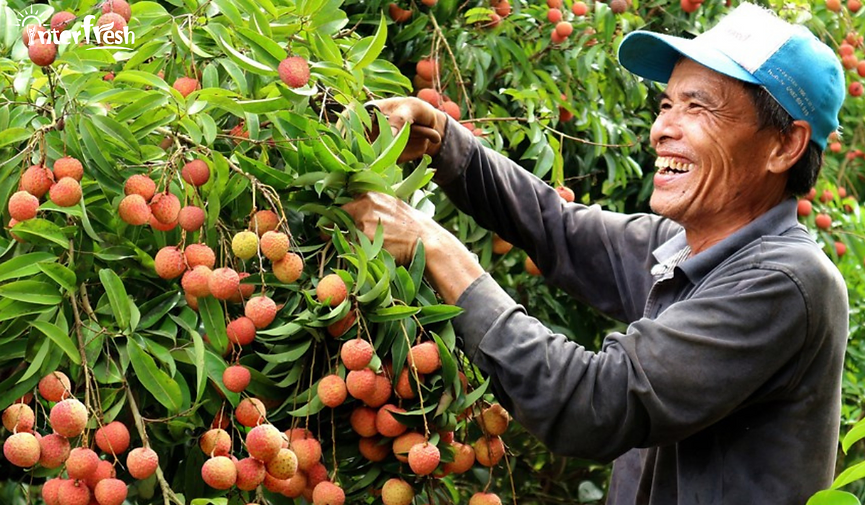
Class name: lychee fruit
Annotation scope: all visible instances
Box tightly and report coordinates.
[38,433,71,468]
[408,341,441,374]
[96,13,127,38]
[393,431,425,463]
[245,295,277,328]
[365,374,392,408]
[230,271,256,303]
[285,427,314,444]
[199,428,231,457]
[415,58,438,82]
[48,177,82,207]
[94,421,131,455]
[246,424,283,462]
[556,185,575,202]
[21,165,54,198]
[289,437,322,471]
[50,11,77,33]
[375,404,408,438]
[8,191,39,221]
[346,368,377,401]
[49,398,88,437]
[473,436,505,467]
[395,367,420,399]
[29,40,58,66]
[94,478,127,505]
[42,478,65,505]
[283,471,308,498]
[382,478,414,505]
[278,56,311,88]
[317,374,347,407]
[127,447,159,479]
[388,3,412,22]
[266,447,299,479]
[443,441,475,474]
[182,265,212,298]
[479,403,509,436]
[66,447,100,479]
[184,243,216,269]
[222,364,251,392]
[22,24,46,47]
[235,397,266,427]
[53,156,84,181]
[3,403,35,432]
[340,339,373,370]
[173,77,200,98]
[408,442,440,475]
[226,316,256,346]
[316,274,347,306]
[492,234,513,254]
[260,231,290,261]
[249,209,279,235]
[350,406,379,437]
[39,370,72,402]
[150,212,176,231]
[102,0,132,21]
[154,246,186,279]
[150,192,181,224]
[470,492,503,505]
[85,458,117,490]
[273,252,303,283]
[234,456,267,490]
[327,309,356,337]
[178,205,205,231]
[118,194,151,225]
[2,432,40,467]
[123,174,156,201]
[232,230,259,260]
[202,455,237,489]
[312,481,345,505]
[58,479,90,505]
[358,436,390,462]
[181,159,210,187]
[206,267,238,300]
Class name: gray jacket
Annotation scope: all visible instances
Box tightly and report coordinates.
[431,118,848,504]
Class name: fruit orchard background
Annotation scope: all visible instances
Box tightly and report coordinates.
[1,0,865,503]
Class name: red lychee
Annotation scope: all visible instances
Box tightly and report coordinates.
[415,58,438,81]
[260,231,290,261]
[38,433,71,468]
[178,205,205,231]
[66,447,100,480]
[96,13,127,38]
[95,421,131,455]
[556,185,575,202]
[289,437,322,471]
[42,478,65,505]
[3,402,35,432]
[49,398,88,437]
[39,371,72,401]
[102,0,132,21]
[127,447,159,479]
[443,441,475,474]
[208,267,239,300]
[226,316,256,346]
[85,459,117,490]
[199,428,231,457]
[222,364,251,393]
[408,341,441,374]
[479,403,509,436]
[470,492,503,505]
[184,243,216,269]
[274,252,304,283]
[316,274,347,306]
[181,159,210,186]
[312,481,345,505]
[375,404,408,438]
[8,191,39,221]
[473,436,505,466]
[49,177,82,207]
[249,209,279,235]
[247,424,283,462]
[202,455,237,489]
[118,194,151,225]
[58,479,90,505]
[53,156,84,181]
[266,447,299,479]
[283,471,308,498]
[395,367,420,399]
[327,309,356,337]
[358,436,390,462]
[151,215,177,232]
[150,192,181,224]
[346,368,377,401]
[230,271,256,303]
[2,432,40,467]
[50,11,76,33]
[340,339,373,370]
[317,374,347,408]
[365,374,393,408]
[21,165,55,198]
[154,246,186,279]
[22,24,46,47]
[173,77,200,98]
[94,478,127,505]
[393,431,425,463]
[29,40,58,66]
[123,174,156,201]
[408,442,440,475]
[235,457,266,490]
[388,3,412,22]
[245,295,277,328]
[382,478,414,505]
[182,265,212,298]
[236,397,266,427]
[278,56,311,88]
[350,406,378,437]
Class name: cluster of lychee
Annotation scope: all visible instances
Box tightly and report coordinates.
[413,58,489,138]
[119,158,209,231]
[23,0,133,67]
[7,158,84,235]
[1,371,159,505]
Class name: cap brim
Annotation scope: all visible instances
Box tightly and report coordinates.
[618,31,761,86]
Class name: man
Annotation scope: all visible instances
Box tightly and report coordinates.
[344,3,848,503]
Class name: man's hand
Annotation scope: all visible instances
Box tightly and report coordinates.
[365,97,449,163]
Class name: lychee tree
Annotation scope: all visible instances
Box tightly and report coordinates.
[1,0,865,504]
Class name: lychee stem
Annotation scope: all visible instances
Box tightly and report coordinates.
[126,387,183,505]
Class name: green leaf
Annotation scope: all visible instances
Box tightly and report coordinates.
[367,305,420,323]
[0,369,41,412]
[31,320,81,365]
[127,338,183,413]
[205,24,277,74]
[235,27,287,67]
[462,377,491,407]
[0,127,30,149]
[393,160,434,200]
[90,115,141,156]
[368,122,410,173]
[843,417,865,454]
[346,15,387,72]
[99,269,131,331]
[113,70,171,94]
[256,340,312,363]
[19,338,51,384]
[38,263,77,293]
[11,219,69,248]
[199,297,228,356]
[417,304,463,325]
[0,280,62,305]
[808,490,861,505]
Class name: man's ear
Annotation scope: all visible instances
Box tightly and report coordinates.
[767,120,811,174]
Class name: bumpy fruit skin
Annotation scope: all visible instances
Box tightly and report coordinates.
[408,442,440,475]
[49,177,82,207]
[8,191,39,221]
[199,428,231,457]
[150,192,181,224]
[278,56,311,88]
[249,209,279,235]
[266,448,299,479]
[382,478,414,505]
[97,12,127,36]
[290,438,322,471]
[443,441,475,474]
[39,371,72,401]
[358,436,390,462]
[94,478,128,505]
[395,367,420,399]
[3,432,40,467]
[327,309,356,337]
[151,214,177,232]
[85,459,116,490]
[469,492,503,505]
[346,368,376,400]
[95,421,131,455]
[184,243,216,269]
[53,156,84,181]
[415,58,438,81]
[260,231,290,260]
[473,436,505,467]
[235,397,266,427]
[282,471,308,498]
[42,478,64,505]
[50,11,76,33]
[21,165,55,198]
[127,447,159,479]
[479,403,509,436]
[317,374,347,407]
[178,205,205,231]
[182,265,212,298]
[316,274,348,306]
[154,246,186,279]
[393,431,425,463]
[209,267,240,300]
[247,424,283,462]
[118,194,151,225]
[58,479,90,505]
[181,159,210,186]
[124,174,156,201]
[229,271,255,303]
[312,481,345,505]
[366,374,392,408]
[29,40,58,66]
[66,447,100,479]
[202,455,237,490]
[235,457,266,490]
[173,77,200,98]
[22,24,46,47]
[102,0,132,21]
[222,365,251,393]
[232,230,259,260]
[245,295,277,328]
[339,338,375,370]
[273,252,303,283]
[375,404,408,438]
[350,407,378,437]
[408,341,441,374]
[38,433,71,468]
[50,398,88,437]
[226,316,256,346]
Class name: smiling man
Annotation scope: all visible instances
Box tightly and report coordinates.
[344,3,848,503]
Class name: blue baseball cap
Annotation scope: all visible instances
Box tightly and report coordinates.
[617,2,844,149]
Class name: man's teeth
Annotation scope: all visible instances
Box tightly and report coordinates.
[655,157,695,173]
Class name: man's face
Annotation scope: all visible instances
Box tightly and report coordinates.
[649,59,787,237]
